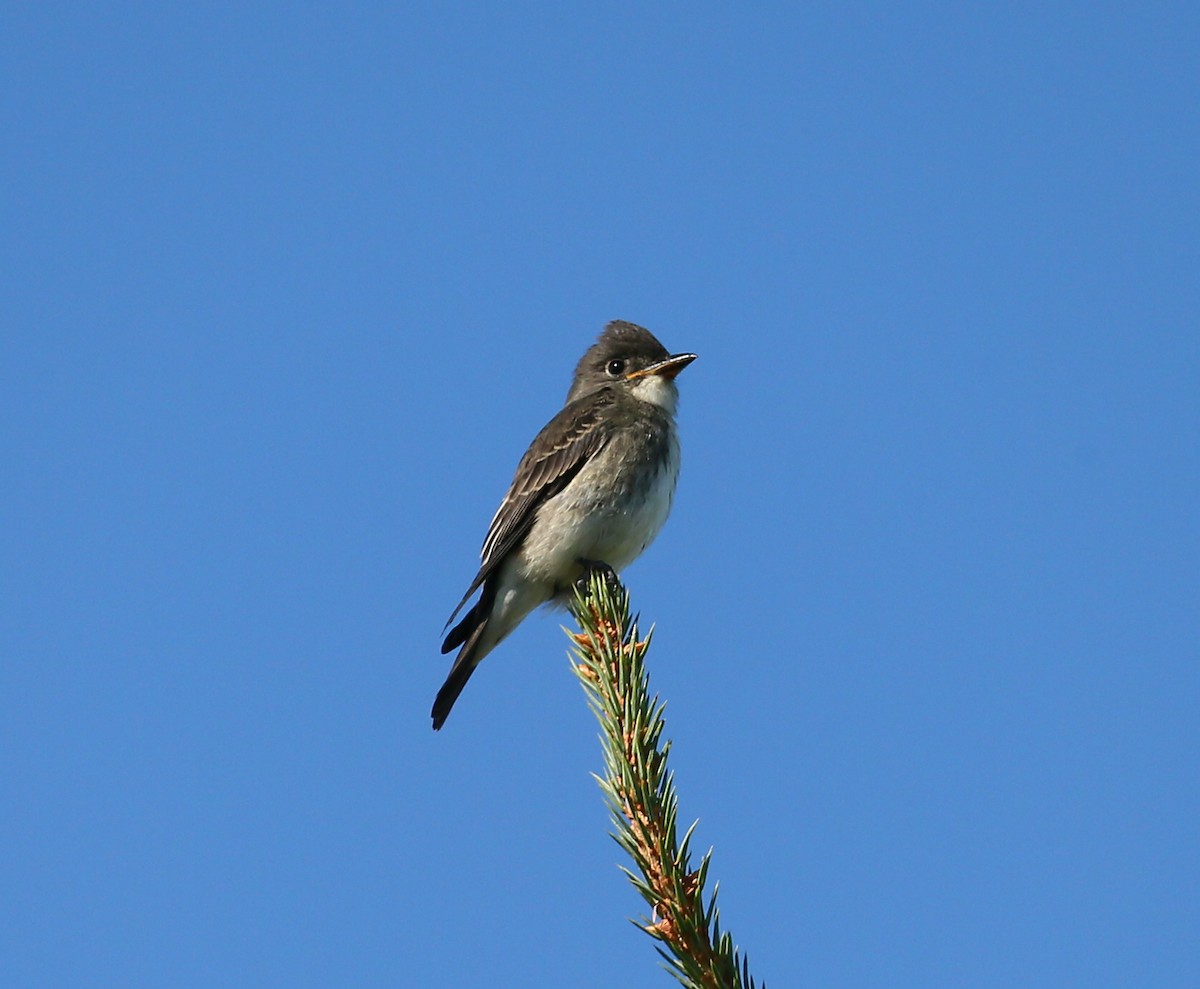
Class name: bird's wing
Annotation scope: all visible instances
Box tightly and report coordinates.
[443,389,617,631]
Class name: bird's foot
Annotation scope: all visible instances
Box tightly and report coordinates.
[574,558,620,597]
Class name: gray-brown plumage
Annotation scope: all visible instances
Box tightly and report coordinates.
[433,321,696,730]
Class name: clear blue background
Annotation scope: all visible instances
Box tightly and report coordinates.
[3,4,1197,987]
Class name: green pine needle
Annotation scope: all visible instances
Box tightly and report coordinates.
[566,569,764,989]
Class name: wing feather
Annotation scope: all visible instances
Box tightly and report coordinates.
[442,389,616,630]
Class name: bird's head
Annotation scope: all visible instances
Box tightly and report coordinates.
[567,321,697,410]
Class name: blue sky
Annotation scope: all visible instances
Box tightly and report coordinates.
[2,3,1197,987]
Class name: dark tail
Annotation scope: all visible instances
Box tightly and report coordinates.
[432,599,489,730]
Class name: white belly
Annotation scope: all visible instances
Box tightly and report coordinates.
[517,432,681,591]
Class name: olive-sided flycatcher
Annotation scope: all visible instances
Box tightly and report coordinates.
[432,320,696,729]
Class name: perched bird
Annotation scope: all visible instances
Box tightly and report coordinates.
[433,320,697,729]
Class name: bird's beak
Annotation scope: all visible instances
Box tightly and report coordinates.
[626,352,698,382]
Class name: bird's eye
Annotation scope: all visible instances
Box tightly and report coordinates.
[606,358,626,377]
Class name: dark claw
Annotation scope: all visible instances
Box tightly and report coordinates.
[575,558,620,596]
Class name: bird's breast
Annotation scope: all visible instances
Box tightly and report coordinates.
[518,424,681,586]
